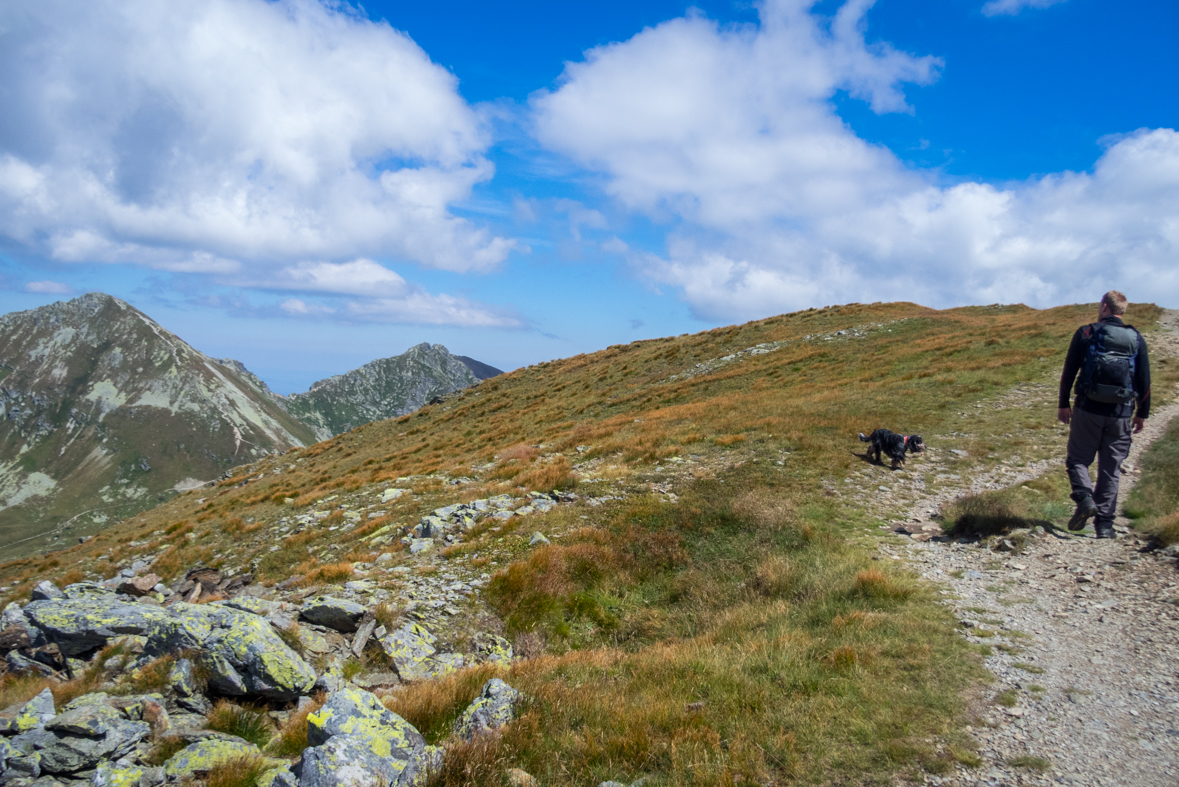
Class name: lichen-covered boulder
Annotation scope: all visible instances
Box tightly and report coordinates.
[0,735,41,780]
[453,679,521,740]
[162,738,260,778]
[471,633,513,664]
[377,623,437,682]
[300,597,366,633]
[257,764,298,787]
[168,658,198,698]
[92,759,165,787]
[23,597,170,656]
[0,688,56,734]
[306,687,426,754]
[38,701,150,775]
[300,733,424,787]
[144,603,315,701]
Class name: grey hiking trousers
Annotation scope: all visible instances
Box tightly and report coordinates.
[1065,407,1133,528]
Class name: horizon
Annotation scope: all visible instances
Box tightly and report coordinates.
[1,0,1176,393]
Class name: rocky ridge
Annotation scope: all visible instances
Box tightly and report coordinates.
[279,343,502,441]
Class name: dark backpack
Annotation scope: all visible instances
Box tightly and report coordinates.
[1075,322,1139,404]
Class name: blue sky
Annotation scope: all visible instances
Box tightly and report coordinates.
[1,0,1177,393]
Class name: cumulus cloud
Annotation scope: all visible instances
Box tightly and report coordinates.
[0,0,515,279]
[533,0,1179,319]
[981,0,1069,17]
[269,259,524,327]
[25,280,72,294]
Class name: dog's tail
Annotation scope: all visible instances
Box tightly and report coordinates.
[858,432,869,442]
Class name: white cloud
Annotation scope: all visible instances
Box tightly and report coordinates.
[0,0,514,275]
[269,259,524,327]
[533,0,1179,319]
[982,0,1068,17]
[25,280,72,294]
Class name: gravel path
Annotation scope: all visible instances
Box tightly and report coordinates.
[891,309,1179,787]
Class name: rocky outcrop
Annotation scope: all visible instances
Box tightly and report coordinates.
[143,603,316,701]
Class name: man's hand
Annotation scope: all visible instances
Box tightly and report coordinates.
[1058,407,1072,425]
[1133,416,1145,434]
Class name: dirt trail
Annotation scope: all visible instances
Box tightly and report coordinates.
[888,310,1179,786]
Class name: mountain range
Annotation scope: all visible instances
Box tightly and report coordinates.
[0,293,500,560]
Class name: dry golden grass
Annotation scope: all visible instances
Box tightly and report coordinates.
[266,691,326,758]
[383,663,502,744]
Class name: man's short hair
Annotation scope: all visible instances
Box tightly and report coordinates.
[1102,291,1128,315]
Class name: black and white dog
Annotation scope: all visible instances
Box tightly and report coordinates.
[858,429,924,469]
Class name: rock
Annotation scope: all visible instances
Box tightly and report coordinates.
[380,488,406,503]
[39,702,150,775]
[300,597,366,634]
[256,764,298,787]
[350,615,377,659]
[350,672,400,690]
[61,583,116,601]
[598,782,627,787]
[168,659,199,698]
[377,623,437,682]
[7,649,56,677]
[23,597,170,656]
[162,738,260,778]
[92,759,165,786]
[375,553,395,566]
[507,768,539,787]
[470,633,513,664]
[116,575,160,598]
[143,604,316,701]
[528,532,550,547]
[409,538,433,555]
[453,679,521,740]
[302,686,435,787]
[0,735,42,780]
[0,625,33,652]
[31,582,64,602]
[0,688,56,735]
[184,567,223,595]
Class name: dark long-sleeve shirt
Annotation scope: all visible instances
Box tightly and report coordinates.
[1058,315,1151,419]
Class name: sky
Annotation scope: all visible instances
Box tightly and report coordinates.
[1,0,1177,393]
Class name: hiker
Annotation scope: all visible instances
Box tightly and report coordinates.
[1057,290,1151,538]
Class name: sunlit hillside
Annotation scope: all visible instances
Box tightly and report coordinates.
[2,300,1173,784]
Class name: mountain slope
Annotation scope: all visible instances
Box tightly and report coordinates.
[279,342,501,439]
[0,293,317,559]
[4,301,1174,785]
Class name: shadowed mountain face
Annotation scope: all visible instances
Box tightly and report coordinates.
[0,293,318,560]
[280,343,503,440]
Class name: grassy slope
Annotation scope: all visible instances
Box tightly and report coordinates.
[2,300,1172,785]
[1125,415,1179,545]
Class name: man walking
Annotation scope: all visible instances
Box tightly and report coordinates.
[1058,291,1151,538]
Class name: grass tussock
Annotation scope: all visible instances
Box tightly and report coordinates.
[942,479,1070,537]
[142,735,189,766]
[428,731,519,787]
[266,692,325,758]
[204,755,275,787]
[206,700,274,748]
[297,562,354,587]
[384,663,502,744]
[1125,413,1179,544]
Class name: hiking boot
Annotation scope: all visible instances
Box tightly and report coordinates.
[1068,497,1097,531]
[1095,525,1116,539]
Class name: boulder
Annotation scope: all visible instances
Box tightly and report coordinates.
[23,597,170,656]
[168,659,199,698]
[0,688,56,735]
[38,701,150,775]
[528,532,550,546]
[0,625,33,652]
[302,687,435,787]
[62,583,116,601]
[470,633,513,664]
[143,604,316,701]
[257,764,298,787]
[6,649,56,677]
[300,597,366,634]
[453,679,521,740]
[162,738,260,779]
[0,735,41,780]
[116,575,161,598]
[376,623,436,682]
[31,581,64,602]
[92,759,166,786]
